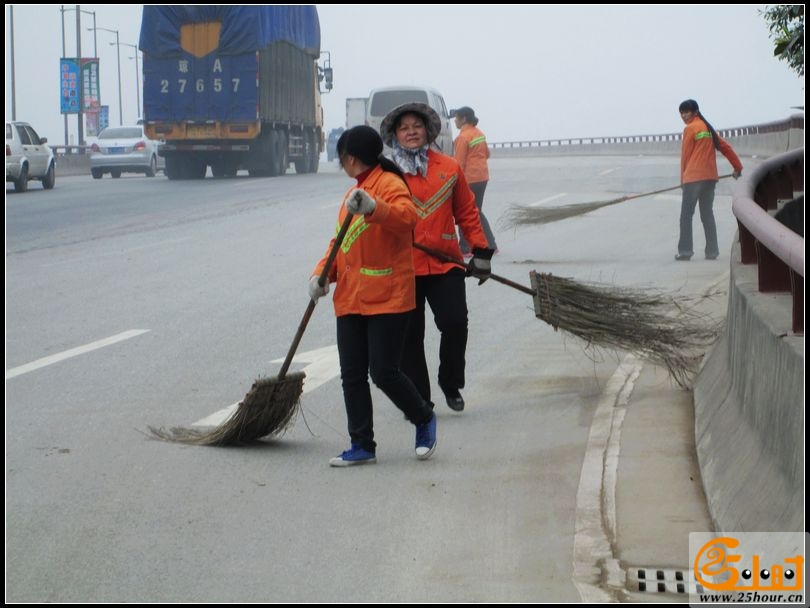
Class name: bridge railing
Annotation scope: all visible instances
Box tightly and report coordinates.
[732,147,805,333]
[488,115,804,151]
[52,145,90,156]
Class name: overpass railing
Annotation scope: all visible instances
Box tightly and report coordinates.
[489,114,804,150]
[732,147,804,333]
[52,145,90,156]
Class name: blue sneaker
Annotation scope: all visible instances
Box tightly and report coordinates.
[329,444,376,467]
[415,413,437,460]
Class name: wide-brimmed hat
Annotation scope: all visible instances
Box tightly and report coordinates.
[379,102,442,146]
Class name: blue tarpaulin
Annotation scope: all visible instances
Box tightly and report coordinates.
[139,5,320,57]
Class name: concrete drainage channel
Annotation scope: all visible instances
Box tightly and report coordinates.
[625,566,704,597]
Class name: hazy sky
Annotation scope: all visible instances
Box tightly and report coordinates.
[5,4,804,146]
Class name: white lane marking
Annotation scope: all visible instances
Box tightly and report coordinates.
[5,329,150,379]
[598,167,621,176]
[41,237,193,268]
[572,353,642,603]
[192,344,340,427]
[529,192,567,208]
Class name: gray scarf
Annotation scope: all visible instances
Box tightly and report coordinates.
[391,141,430,176]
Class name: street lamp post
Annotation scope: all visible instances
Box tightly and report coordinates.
[90,26,122,125]
[120,43,141,119]
[61,5,96,146]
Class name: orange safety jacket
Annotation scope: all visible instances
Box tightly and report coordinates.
[681,116,743,184]
[403,149,488,276]
[454,124,490,184]
[312,165,418,317]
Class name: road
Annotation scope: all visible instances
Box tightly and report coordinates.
[6,156,738,602]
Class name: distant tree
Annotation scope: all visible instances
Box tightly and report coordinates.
[762,5,804,77]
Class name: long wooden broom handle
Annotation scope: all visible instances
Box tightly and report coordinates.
[616,173,734,204]
[412,242,537,296]
[278,212,355,379]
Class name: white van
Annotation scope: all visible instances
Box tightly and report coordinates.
[366,85,454,155]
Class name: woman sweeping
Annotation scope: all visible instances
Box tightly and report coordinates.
[675,99,743,261]
[309,125,437,466]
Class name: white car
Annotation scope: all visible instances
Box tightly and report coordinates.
[6,121,56,192]
[89,125,165,178]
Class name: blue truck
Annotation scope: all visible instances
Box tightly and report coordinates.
[139,6,327,179]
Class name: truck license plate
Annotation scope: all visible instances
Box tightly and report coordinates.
[187,124,216,138]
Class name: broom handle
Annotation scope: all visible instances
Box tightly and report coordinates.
[616,173,734,204]
[278,212,355,379]
[412,242,537,296]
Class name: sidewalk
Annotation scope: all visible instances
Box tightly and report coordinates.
[614,361,714,602]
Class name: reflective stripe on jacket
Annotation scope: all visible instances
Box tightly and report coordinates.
[312,165,417,317]
[454,124,490,183]
[680,117,743,184]
[404,150,488,276]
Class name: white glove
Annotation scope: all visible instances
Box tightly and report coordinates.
[309,275,329,302]
[346,189,377,215]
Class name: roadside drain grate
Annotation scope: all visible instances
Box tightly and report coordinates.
[629,567,704,595]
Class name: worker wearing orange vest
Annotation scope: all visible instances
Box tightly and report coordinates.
[381,102,493,414]
[676,99,743,261]
[452,106,498,254]
[310,125,436,466]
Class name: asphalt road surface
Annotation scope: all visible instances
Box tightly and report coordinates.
[6,156,738,602]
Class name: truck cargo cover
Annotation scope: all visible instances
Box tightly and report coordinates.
[139,5,320,57]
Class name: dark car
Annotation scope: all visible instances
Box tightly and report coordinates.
[327,127,344,162]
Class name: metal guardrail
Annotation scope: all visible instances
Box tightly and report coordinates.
[489,115,804,150]
[732,147,804,333]
[52,145,90,156]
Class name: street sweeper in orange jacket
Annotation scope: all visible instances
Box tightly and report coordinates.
[309,125,437,467]
[380,102,494,414]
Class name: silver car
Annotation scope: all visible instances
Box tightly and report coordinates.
[6,121,56,192]
[89,125,165,178]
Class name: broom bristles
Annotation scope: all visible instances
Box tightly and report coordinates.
[147,371,306,446]
[530,271,721,388]
[500,197,626,229]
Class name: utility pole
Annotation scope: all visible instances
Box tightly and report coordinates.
[9,6,15,120]
[61,5,68,145]
[61,6,95,146]
[93,26,122,125]
[76,5,83,146]
[121,42,140,119]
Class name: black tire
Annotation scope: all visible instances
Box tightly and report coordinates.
[91,168,104,179]
[14,164,28,193]
[42,163,56,189]
[190,160,207,179]
[165,157,180,180]
[146,156,156,177]
[275,131,288,176]
[111,169,122,178]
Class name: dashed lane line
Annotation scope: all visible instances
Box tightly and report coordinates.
[6,329,150,379]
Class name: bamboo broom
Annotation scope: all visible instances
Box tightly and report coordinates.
[500,174,734,228]
[148,212,356,445]
[413,243,721,388]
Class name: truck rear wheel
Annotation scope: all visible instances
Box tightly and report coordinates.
[274,131,288,176]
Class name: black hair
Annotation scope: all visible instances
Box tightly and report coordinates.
[679,99,721,151]
[455,106,479,127]
[336,125,406,180]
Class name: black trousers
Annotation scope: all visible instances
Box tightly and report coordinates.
[401,269,468,404]
[337,312,432,452]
